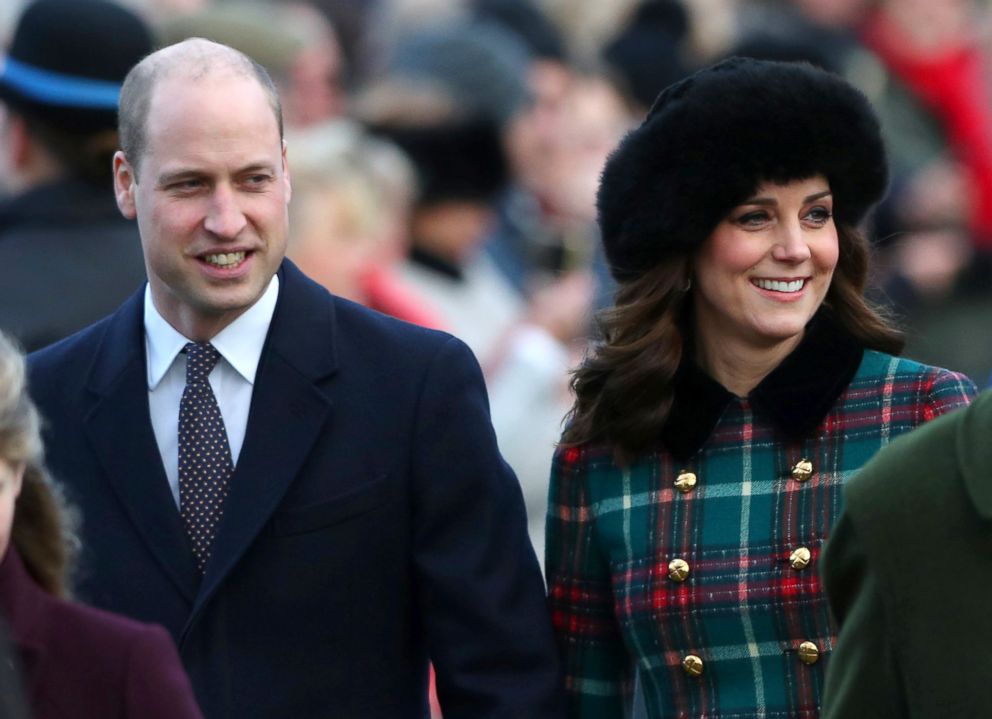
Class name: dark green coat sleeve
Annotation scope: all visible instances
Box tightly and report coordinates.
[821,511,909,719]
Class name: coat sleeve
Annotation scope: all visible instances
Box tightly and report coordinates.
[123,623,203,719]
[545,444,633,718]
[820,511,909,719]
[410,336,565,718]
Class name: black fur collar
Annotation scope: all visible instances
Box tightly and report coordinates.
[661,313,864,461]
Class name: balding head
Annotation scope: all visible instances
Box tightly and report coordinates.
[118,38,284,176]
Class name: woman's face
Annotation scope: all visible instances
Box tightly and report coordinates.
[0,457,23,560]
[693,175,838,354]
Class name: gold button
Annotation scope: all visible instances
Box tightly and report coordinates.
[682,654,704,676]
[668,558,690,582]
[791,459,814,482]
[798,641,819,665]
[674,470,697,493]
[789,547,812,570]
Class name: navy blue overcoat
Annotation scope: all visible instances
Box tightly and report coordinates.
[27,260,563,718]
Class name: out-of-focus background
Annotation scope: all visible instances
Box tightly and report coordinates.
[5,0,992,600]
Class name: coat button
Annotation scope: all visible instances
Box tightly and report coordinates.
[674,470,697,493]
[789,547,812,570]
[682,654,704,676]
[791,459,814,482]
[668,558,690,582]
[798,641,820,665]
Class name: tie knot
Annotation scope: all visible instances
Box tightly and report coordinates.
[184,342,220,385]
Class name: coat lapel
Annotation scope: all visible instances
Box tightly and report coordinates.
[187,262,337,626]
[82,290,199,602]
[957,389,992,520]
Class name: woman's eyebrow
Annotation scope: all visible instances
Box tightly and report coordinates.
[740,189,833,206]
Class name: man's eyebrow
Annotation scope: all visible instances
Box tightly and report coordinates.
[156,162,277,186]
[237,162,278,175]
[157,169,203,186]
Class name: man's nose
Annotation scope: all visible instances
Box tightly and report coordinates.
[204,185,248,239]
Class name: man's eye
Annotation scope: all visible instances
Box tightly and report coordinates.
[244,174,272,187]
[170,179,203,191]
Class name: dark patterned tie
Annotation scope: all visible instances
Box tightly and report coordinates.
[178,342,233,573]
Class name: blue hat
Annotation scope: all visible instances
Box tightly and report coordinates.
[0,0,152,133]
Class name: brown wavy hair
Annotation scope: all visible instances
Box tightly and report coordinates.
[0,332,76,597]
[563,223,903,463]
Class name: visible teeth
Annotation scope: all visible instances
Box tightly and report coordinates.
[754,278,804,293]
[204,251,245,267]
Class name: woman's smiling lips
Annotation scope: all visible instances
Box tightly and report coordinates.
[752,277,806,292]
[750,277,810,300]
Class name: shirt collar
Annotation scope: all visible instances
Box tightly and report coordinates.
[143,274,280,390]
[661,311,864,461]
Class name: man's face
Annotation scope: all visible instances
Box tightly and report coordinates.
[114,71,290,339]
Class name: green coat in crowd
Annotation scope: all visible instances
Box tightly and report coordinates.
[823,388,992,718]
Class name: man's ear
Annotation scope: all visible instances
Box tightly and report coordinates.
[113,150,138,219]
[282,139,291,204]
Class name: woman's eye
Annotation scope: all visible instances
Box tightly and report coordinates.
[736,210,770,227]
[804,207,833,225]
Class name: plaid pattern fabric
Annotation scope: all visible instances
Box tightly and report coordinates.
[547,351,976,718]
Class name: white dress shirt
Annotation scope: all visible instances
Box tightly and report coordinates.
[144,276,279,507]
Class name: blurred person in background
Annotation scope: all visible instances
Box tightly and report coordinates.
[158,0,347,129]
[471,0,581,293]
[601,0,692,117]
[362,22,595,562]
[546,58,975,718]
[858,0,992,384]
[0,0,151,352]
[0,331,202,719]
[286,119,444,327]
[475,0,629,313]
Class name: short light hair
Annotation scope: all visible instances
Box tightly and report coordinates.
[0,331,76,597]
[118,37,284,176]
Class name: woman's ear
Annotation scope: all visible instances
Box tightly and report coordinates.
[11,462,25,499]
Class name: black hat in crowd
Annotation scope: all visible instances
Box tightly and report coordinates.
[603,0,690,111]
[371,116,508,207]
[597,56,888,281]
[0,0,152,134]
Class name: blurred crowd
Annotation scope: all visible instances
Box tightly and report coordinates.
[5,0,992,572]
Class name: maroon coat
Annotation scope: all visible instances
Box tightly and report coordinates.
[0,548,202,719]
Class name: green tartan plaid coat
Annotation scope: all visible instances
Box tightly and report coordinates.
[546,319,976,719]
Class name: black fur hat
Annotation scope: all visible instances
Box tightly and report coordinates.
[597,56,888,280]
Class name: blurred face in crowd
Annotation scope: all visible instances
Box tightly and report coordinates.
[289,182,380,303]
[0,457,24,560]
[0,103,24,196]
[504,59,572,197]
[114,69,291,341]
[693,175,838,359]
[286,29,346,127]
